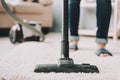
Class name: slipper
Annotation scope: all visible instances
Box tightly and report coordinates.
[69,44,78,51]
[96,48,112,56]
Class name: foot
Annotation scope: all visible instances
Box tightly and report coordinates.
[97,43,112,57]
[69,40,78,51]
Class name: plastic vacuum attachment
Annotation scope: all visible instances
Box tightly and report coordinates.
[34,0,99,73]
[34,59,99,73]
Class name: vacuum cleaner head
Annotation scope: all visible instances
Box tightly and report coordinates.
[34,64,99,73]
[34,58,99,73]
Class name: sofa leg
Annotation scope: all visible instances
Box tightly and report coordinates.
[41,27,51,35]
[0,28,10,37]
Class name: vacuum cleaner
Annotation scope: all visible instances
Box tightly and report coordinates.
[1,0,99,73]
[0,0,45,44]
[9,21,42,44]
[34,0,99,73]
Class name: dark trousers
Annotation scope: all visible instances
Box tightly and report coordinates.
[69,0,112,42]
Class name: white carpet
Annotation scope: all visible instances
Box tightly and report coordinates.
[0,33,120,80]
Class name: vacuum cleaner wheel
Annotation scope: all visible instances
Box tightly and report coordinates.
[9,28,17,44]
[9,28,23,44]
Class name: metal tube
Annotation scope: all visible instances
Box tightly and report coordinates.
[61,0,69,58]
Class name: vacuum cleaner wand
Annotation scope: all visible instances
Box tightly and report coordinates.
[61,0,69,58]
[34,0,99,73]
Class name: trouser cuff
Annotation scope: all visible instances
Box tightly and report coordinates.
[70,36,79,41]
[96,38,108,44]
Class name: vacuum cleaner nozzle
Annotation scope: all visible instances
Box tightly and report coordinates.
[34,63,99,73]
[34,58,99,73]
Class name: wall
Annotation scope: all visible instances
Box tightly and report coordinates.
[52,0,62,32]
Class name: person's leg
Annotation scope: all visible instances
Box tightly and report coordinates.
[96,0,112,57]
[69,0,81,51]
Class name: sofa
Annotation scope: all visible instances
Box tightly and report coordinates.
[0,0,53,35]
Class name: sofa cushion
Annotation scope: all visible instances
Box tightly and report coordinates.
[14,2,44,14]
[23,0,39,3]
[40,0,52,6]
[0,3,13,13]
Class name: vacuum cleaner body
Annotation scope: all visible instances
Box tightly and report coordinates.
[9,21,42,44]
